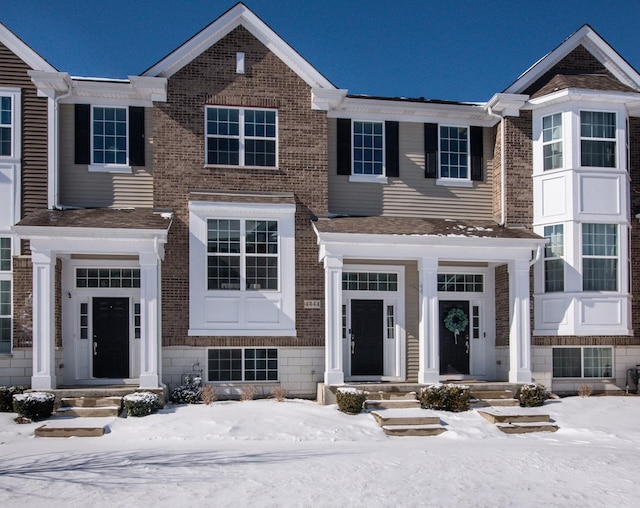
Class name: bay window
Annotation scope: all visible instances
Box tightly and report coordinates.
[580,111,616,168]
[542,113,562,170]
[544,224,564,292]
[582,223,617,291]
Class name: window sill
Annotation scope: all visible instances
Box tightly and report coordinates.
[204,164,279,170]
[348,174,388,184]
[436,179,473,188]
[88,164,132,174]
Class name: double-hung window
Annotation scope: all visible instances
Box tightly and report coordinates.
[580,111,616,167]
[92,106,128,166]
[544,224,564,292]
[207,219,278,291]
[353,121,384,176]
[0,237,11,354]
[206,107,277,167]
[582,223,617,291]
[440,126,469,179]
[542,113,563,170]
[0,95,12,157]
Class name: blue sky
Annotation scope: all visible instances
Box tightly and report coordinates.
[2,1,640,102]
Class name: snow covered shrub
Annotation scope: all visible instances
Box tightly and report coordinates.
[578,384,593,398]
[123,391,161,417]
[170,385,202,404]
[336,388,367,414]
[519,384,547,407]
[202,385,218,405]
[12,392,55,421]
[420,384,470,412]
[270,385,287,402]
[0,385,24,412]
[240,384,258,401]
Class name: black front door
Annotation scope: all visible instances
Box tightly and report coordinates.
[350,299,384,376]
[93,297,129,378]
[439,301,470,375]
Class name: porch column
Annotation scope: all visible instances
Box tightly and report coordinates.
[508,258,532,383]
[139,251,161,389]
[31,249,56,390]
[418,257,439,384]
[324,255,344,385]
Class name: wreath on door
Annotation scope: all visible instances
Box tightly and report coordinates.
[444,307,469,344]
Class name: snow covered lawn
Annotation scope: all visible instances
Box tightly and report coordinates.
[1,396,639,507]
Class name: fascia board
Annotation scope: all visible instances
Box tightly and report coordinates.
[13,225,169,242]
[141,4,335,91]
[525,88,640,109]
[53,76,167,105]
[328,97,498,126]
[0,22,57,72]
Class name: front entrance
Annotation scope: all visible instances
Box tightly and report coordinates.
[93,297,130,378]
[350,299,384,376]
[439,300,470,375]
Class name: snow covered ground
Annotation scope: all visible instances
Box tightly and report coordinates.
[1,396,639,507]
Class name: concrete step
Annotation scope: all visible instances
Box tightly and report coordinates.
[495,422,559,434]
[60,396,123,408]
[364,399,421,410]
[371,408,440,426]
[382,424,447,437]
[478,409,550,424]
[470,389,515,400]
[56,405,122,418]
[471,398,520,408]
[365,391,417,401]
[35,424,107,438]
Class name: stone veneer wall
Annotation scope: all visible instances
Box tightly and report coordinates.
[153,26,328,349]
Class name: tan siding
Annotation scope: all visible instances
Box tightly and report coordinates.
[329,119,494,219]
[58,104,154,208]
[0,42,48,218]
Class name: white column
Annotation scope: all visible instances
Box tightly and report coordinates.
[139,251,161,389]
[324,255,344,385]
[31,249,56,390]
[508,258,532,383]
[418,257,439,384]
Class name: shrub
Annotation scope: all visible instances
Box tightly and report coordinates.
[578,384,593,398]
[0,386,24,412]
[202,385,218,405]
[270,385,288,402]
[420,384,470,412]
[240,384,258,401]
[170,385,202,404]
[123,391,161,417]
[12,392,55,421]
[519,384,547,407]
[336,388,367,414]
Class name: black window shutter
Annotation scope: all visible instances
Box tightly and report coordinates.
[336,118,351,175]
[424,123,438,178]
[470,126,483,181]
[385,121,399,177]
[129,106,145,167]
[74,104,90,165]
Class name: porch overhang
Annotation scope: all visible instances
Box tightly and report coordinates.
[312,216,545,387]
[12,208,173,391]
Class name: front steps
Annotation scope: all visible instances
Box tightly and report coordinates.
[56,396,123,418]
[478,408,559,434]
[370,408,447,436]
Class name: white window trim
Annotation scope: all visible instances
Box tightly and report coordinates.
[438,124,470,183]
[552,346,614,379]
[88,105,131,173]
[581,223,619,293]
[0,88,21,162]
[542,112,563,171]
[579,109,617,169]
[350,119,385,181]
[204,106,279,168]
[189,201,296,336]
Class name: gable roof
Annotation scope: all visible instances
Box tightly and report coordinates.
[505,24,640,95]
[141,2,335,90]
[0,21,56,72]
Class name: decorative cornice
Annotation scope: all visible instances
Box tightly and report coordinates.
[311,88,348,110]
[486,93,529,117]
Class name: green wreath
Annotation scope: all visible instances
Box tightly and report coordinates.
[444,307,469,335]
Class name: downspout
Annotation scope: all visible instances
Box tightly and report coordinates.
[486,107,506,226]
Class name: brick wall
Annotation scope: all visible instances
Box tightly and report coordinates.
[503,112,533,226]
[12,256,32,348]
[154,26,327,348]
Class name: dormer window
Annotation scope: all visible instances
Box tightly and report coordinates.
[580,111,616,168]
